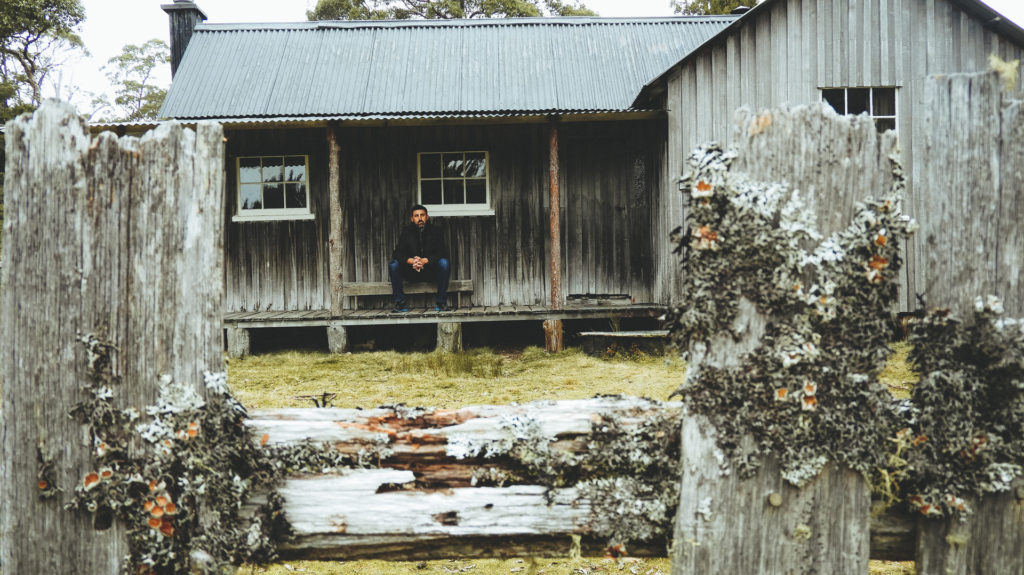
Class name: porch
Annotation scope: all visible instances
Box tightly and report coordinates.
[223,302,665,357]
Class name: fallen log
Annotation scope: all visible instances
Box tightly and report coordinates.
[242,398,918,561]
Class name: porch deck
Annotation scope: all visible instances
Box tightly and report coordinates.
[223,303,664,328]
[222,303,665,356]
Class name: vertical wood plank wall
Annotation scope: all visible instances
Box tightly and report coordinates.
[225,128,331,312]
[663,0,1024,307]
[223,121,662,311]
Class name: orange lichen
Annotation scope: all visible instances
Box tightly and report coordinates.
[775,388,789,401]
[868,254,889,270]
[84,472,101,490]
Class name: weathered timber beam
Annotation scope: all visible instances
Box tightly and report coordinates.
[242,399,918,561]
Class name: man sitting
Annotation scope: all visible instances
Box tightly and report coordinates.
[389,204,451,312]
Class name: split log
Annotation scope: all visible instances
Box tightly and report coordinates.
[242,399,917,561]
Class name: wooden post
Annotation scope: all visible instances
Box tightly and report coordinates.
[914,479,1024,575]
[918,71,1024,318]
[546,117,563,352]
[327,124,345,317]
[327,321,349,353]
[0,102,224,572]
[436,322,462,352]
[226,326,251,358]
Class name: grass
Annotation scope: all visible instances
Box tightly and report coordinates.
[227,343,922,574]
[227,346,684,410]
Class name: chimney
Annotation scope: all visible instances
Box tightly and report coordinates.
[161,0,207,77]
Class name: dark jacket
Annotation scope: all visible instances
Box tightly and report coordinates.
[391,221,448,265]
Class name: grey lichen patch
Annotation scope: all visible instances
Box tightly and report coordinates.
[901,297,1024,518]
[67,335,375,574]
[664,144,916,484]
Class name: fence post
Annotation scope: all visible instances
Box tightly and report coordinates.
[918,71,1023,317]
[669,105,906,574]
[0,101,224,573]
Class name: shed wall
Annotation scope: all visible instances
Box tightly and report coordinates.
[665,0,1024,307]
[223,121,664,312]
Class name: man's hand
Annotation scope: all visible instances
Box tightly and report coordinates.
[408,256,428,272]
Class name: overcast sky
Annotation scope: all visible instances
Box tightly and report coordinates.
[66,0,1024,115]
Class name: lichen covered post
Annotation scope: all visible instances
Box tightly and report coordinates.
[0,102,224,573]
[666,106,913,573]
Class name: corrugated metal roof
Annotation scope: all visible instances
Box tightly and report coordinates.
[160,16,735,120]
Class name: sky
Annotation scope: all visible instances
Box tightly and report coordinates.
[67,0,1024,116]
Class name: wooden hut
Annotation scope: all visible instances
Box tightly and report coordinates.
[155,2,736,354]
[151,0,1024,354]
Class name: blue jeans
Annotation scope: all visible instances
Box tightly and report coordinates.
[389,257,450,305]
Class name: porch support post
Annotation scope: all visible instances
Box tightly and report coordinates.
[226,326,251,358]
[327,321,349,354]
[545,117,563,353]
[327,123,345,317]
[437,322,463,352]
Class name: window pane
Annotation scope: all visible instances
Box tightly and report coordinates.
[443,179,465,204]
[443,153,464,178]
[262,157,284,183]
[421,180,442,204]
[822,89,845,114]
[286,183,307,209]
[466,179,486,204]
[875,118,896,134]
[847,88,870,115]
[263,184,284,209]
[464,152,486,177]
[239,157,261,183]
[420,153,441,179]
[240,183,262,210]
[284,156,306,182]
[872,88,896,117]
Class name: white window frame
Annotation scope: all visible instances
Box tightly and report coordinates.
[820,86,899,134]
[417,151,495,217]
[232,155,314,222]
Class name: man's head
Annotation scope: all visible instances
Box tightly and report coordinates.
[410,204,429,229]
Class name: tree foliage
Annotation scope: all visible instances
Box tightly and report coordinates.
[0,0,85,122]
[671,0,746,15]
[101,39,170,121]
[307,0,596,21]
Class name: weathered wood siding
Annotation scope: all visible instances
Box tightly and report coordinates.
[662,0,1024,306]
[222,121,662,311]
[224,128,331,312]
[338,121,661,309]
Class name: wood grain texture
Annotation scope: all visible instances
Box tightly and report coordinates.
[914,480,1024,575]
[1,102,224,573]
[328,125,344,316]
[733,103,900,239]
[672,413,872,574]
[919,71,1023,317]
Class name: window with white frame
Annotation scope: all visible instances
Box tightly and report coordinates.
[417,151,493,216]
[234,155,313,221]
[821,87,897,133]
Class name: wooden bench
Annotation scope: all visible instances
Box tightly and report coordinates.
[342,279,474,310]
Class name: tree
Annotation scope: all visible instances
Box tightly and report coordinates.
[307,0,596,21]
[101,39,170,121]
[671,0,746,15]
[0,0,85,119]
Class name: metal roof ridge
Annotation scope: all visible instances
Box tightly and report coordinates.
[194,15,738,32]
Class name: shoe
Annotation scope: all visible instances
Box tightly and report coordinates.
[435,303,454,312]
[392,301,408,313]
